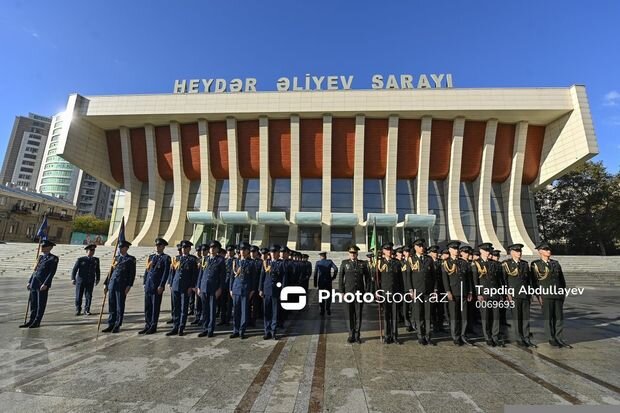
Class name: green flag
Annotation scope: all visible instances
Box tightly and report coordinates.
[370,217,377,253]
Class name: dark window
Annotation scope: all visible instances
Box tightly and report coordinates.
[331,178,353,213]
[268,225,289,246]
[241,179,260,218]
[459,182,479,246]
[213,180,229,214]
[23,153,36,160]
[301,179,322,212]
[298,226,321,250]
[490,183,509,247]
[271,179,291,218]
[20,167,33,173]
[363,179,385,217]
[330,227,354,251]
[396,179,416,221]
[27,140,40,147]
[428,180,447,242]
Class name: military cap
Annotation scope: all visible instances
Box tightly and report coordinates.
[279,246,290,253]
[492,250,501,257]
[260,248,269,255]
[477,242,494,252]
[208,240,221,249]
[226,244,235,251]
[348,245,360,253]
[381,243,392,250]
[508,243,524,251]
[238,241,250,250]
[41,240,56,248]
[395,247,403,254]
[447,241,461,250]
[319,251,327,257]
[428,245,439,253]
[412,238,426,247]
[269,244,280,252]
[176,243,182,251]
[118,240,132,248]
[84,244,97,250]
[535,241,551,250]
[459,245,473,253]
[472,249,480,256]
[302,254,309,259]
[155,238,168,246]
[440,249,449,255]
[403,246,411,253]
[250,245,259,253]
[180,240,193,248]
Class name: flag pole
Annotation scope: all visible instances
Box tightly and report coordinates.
[96,217,123,339]
[372,217,383,341]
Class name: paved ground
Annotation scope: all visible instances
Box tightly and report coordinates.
[0,276,619,412]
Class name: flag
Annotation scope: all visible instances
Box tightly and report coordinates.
[117,217,126,245]
[36,215,48,241]
[370,217,378,255]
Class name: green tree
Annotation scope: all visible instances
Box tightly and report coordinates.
[73,215,110,235]
[535,161,620,255]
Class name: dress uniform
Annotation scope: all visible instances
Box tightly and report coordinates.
[71,244,100,316]
[189,244,203,323]
[20,240,58,329]
[376,244,404,344]
[400,247,415,332]
[166,240,199,336]
[139,238,171,335]
[442,241,474,346]
[338,245,371,344]
[248,245,262,327]
[259,245,287,340]
[230,242,256,339]
[502,243,535,347]
[314,252,338,316]
[218,246,235,325]
[197,240,226,337]
[300,254,312,292]
[405,239,437,345]
[473,243,504,346]
[428,245,445,332]
[102,240,136,333]
[531,242,571,348]
[167,244,182,324]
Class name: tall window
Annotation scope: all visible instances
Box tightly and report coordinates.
[331,227,354,251]
[428,180,447,242]
[521,185,539,244]
[363,179,385,217]
[213,179,229,214]
[298,227,321,250]
[332,178,353,213]
[301,179,322,212]
[242,179,260,218]
[491,183,509,247]
[396,179,416,221]
[460,182,479,246]
[271,179,291,218]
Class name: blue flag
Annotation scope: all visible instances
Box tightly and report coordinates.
[36,216,48,241]
[117,216,126,246]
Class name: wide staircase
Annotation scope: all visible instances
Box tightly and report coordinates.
[1,243,618,287]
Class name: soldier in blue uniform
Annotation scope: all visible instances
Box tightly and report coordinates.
[313,252,338,316]
[442,241,474,346]
[247,245,263,327]
[473,243,504,346]
[20,240,58,328]
[502,243,536,347]
[166,243,182,325]
[259,245,286,340]
[71,244,100,316]
[166,240,199,336]
[230,242,256,339]
[197,240,226,337]
[217,245,235,326]
[139,238,171,335]
[188,244,203,320]
[300,254,312,293]
[102,240,136,333]
[531,242,571,348]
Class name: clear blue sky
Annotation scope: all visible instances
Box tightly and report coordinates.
[0,0,618,172]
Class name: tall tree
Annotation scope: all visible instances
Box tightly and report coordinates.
[534,161,620,255]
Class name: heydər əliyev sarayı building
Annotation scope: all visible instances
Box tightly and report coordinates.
[53,80,598,254]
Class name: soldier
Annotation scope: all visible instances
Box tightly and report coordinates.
[428,245,446,333]
[442,241,474,346]
[248,245,262,327]
[531,242,571,348]
[375,244,403,344]
[102,240,136,333]
[217,245,235,326]
[71,244,100,316]
[400,246,415,332]
[339,245,370,343]
[166,240,199,336]
[473,243,504,346]
[20,240,58,329]
[259,245,287,340]
[196,240,226,337]
[230,242,256,339]
[314,252,338,316]
[405,239,437,345]
[300,254,312,293]
[140,238,171,335]
[502,243,536,347]
[189,244,204,324]
[166,243,182,325]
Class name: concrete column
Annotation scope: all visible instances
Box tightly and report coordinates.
[162,122,190,244]
[198,119,215,211]
[133,124,165,246]
[254,116,270,246]
[474,119,504,252]
[321,114,333,251]
[107,126,142,243]
[503,121,536,255]
[226,117,242,212]
[385,115,399,214]
[445,117,468,243]
[288,115,300,249]
[353,115,366,249]
[416,116,432,214]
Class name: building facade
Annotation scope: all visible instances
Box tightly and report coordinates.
[0,184,76,244]
[56,86,597,253]
[0,113,51,190]
[36,114,115,219]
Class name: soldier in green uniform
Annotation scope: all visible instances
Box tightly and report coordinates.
[531,242,571,348]
[376,243,403,344]
[442,241,474,346]
[338,245,371,344]
[473,243,504,346]
[502,243,536,347]
[405,239,436,345]
[400,246,415,332]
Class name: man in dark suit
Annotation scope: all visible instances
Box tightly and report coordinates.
[71,244,100,316]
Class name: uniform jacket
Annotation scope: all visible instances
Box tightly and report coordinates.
[106,254,136,292]
[403,254,436,295]
[502,259,532,298]
[531,259,566,299]
[441,257,473,298]
[338,258,371,294]
[143,253,171,294]
[196,255,226,294]
[224,256,235,291]
[472,259,503,300]
[170,254,199,293]
[259,259,287,297]
[29,253,59,289]
[376,257,403,293]
[314,259,338,289]
[300,261,312,285]
[71,256,100,285]
[230,257,257,296]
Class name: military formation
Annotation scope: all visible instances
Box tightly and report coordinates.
[18,237,572,349]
